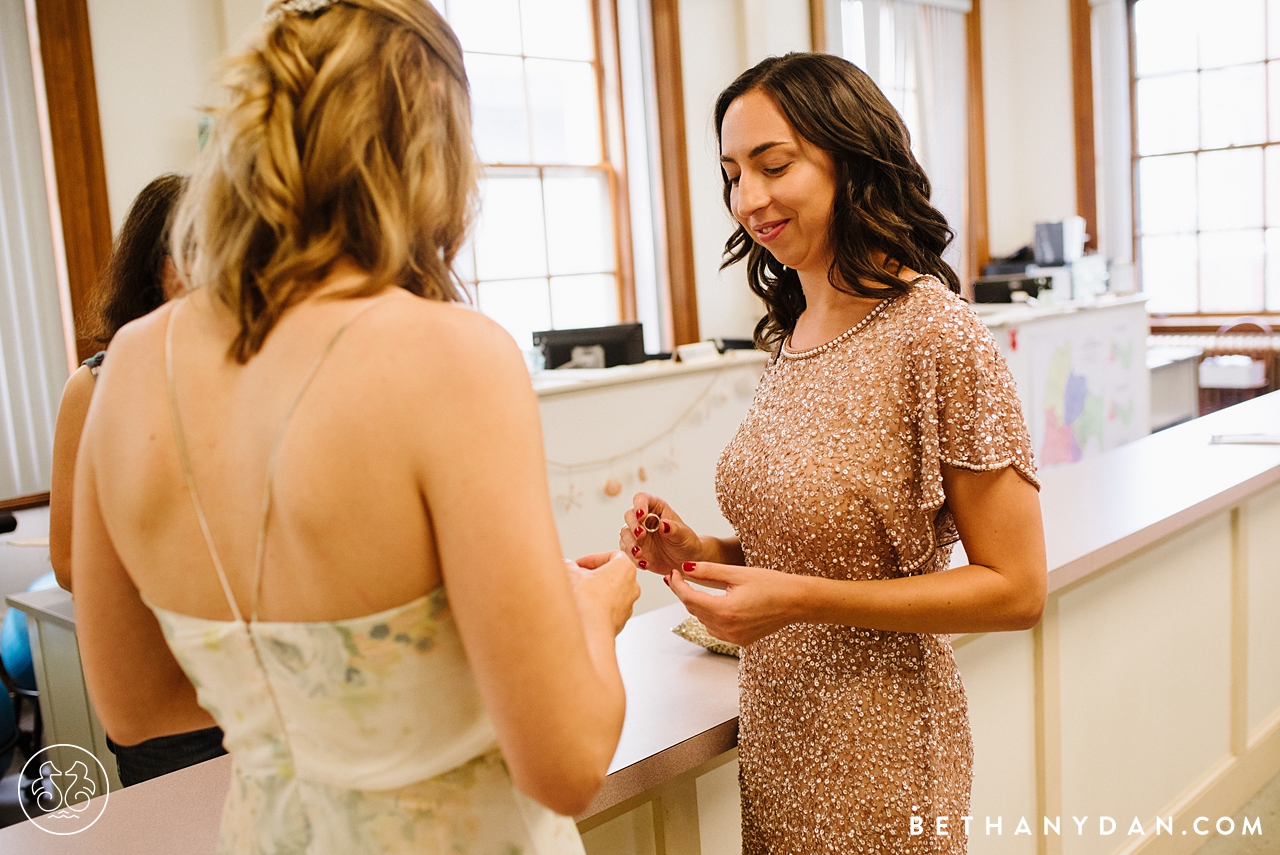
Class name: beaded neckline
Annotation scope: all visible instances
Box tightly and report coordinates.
[780,293,899,360]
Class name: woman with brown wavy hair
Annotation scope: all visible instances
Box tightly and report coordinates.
[71,1,637,851]
[623,53,1047,853]
[48,173,233,787]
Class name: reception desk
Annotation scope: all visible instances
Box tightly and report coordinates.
[4,380,1279,855]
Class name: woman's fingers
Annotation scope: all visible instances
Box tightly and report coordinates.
[679,561,736,589]
[574,551,618,570]
[665,570,722,613]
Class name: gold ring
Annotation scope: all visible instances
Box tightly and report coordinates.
[642,513,662,533]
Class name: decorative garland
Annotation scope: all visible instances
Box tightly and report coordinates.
[545,369,749,512]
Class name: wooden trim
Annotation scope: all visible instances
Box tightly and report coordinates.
[1126,0,1141,285]
[1149,314,1280,334]
[0,493,50,513]
[596,0,637,323]
[965,0,990,285]
[809,0,827,53]
[32,0,112,363]
[650,0,699,346]
[1068,0,1098,252]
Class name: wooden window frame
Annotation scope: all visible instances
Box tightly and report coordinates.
[29,0,112,365]
[650,0,699,345]
[1126,0,1280,332]
[2,0,112,508]
[460,0,638,338]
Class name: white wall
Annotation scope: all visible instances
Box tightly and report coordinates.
[85,0,264,232]
[979,0,1079,259]
[678,0,812,342]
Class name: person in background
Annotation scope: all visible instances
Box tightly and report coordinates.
[50,173,187,593]
[72,1,637,851]
[47,173,227,788]
[623,53,1047,853]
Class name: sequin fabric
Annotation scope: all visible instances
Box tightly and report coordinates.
[715,277,1038,854]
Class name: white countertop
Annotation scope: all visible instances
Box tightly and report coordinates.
[7,391,1278,850]
[972,292,1147,328]
[532,349,768,398]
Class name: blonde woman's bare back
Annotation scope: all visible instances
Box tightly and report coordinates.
[72,264,637,852]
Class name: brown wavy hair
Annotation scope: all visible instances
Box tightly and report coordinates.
[171,0,475,363]
[714,52,960,350]
[85,173,187,345]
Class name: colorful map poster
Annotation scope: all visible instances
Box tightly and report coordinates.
[988,300,1150,470]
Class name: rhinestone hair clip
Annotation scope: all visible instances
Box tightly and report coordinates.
[271,0,339,19]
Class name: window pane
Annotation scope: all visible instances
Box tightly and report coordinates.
[447,0,523,55]
[1198,0,1265,68]
[1270,63,1280,140]
[549,274,620,330]
[1200,230,1265,312]
[527,59,602,165]
[1141,234,1198,312]
[1133,0,1198,76]
[474,173,547,280]
[1138,154,1197,234]
[466,54,531,164]
[1199,148,1263,231]
[521,0,595,61]
[1271,0,1280,58]
[544,171,615,275]
[453,239,477,283]
[476,279,552,350]
[1266,146,1280,227]
[1200,65,1266,149]
[1268,229,1280,308]
[1136,73,1199,155]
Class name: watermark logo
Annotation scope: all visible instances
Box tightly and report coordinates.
[18,744,110,835]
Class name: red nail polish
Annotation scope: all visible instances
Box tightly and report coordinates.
[631,546,640,556]
[663,521,671,534]
[634,527,643,537]
[639,560,648,570]
[663,575,670,586]
[682,562,696,573]
[636,509,643,520]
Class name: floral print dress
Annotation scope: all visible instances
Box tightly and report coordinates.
[150,297,585,854]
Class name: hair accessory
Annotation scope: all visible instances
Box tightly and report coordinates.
[642,513,662,533]
[275,0,338,18]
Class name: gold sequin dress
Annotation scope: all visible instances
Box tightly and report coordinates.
[715,277,1038,854]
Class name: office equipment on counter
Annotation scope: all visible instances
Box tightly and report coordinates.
[533,322,646,370]
[1033,216,1087,265]
[674,341,720,364]
[973,273,1053,303]
[1068,254,1109,301]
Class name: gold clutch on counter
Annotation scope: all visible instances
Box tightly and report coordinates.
[671,616,741,658]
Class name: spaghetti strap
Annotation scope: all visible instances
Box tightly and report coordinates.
[164,296,389,623]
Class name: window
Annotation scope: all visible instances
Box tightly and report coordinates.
[839,0,969,280]
[439,0,631,352]
[1131,0,1280,315]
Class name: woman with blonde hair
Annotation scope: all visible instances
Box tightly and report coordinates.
[72,1,638,851]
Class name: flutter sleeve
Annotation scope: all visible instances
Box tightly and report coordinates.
[915,292,1039,532]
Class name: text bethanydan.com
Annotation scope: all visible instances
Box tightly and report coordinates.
[910,815,1262,838]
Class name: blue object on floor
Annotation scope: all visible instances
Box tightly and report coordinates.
[1,571,60,691]
[0,690,15,775]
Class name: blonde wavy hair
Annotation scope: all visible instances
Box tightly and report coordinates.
[171,0,475,362]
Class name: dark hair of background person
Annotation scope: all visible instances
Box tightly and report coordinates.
[83,173,188,346]
[713,52,961,351]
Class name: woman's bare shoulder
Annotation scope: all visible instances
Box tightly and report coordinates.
[370,293,526,379]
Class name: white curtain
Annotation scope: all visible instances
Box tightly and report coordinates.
[840,0,969,282]
[0,0,71,500]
